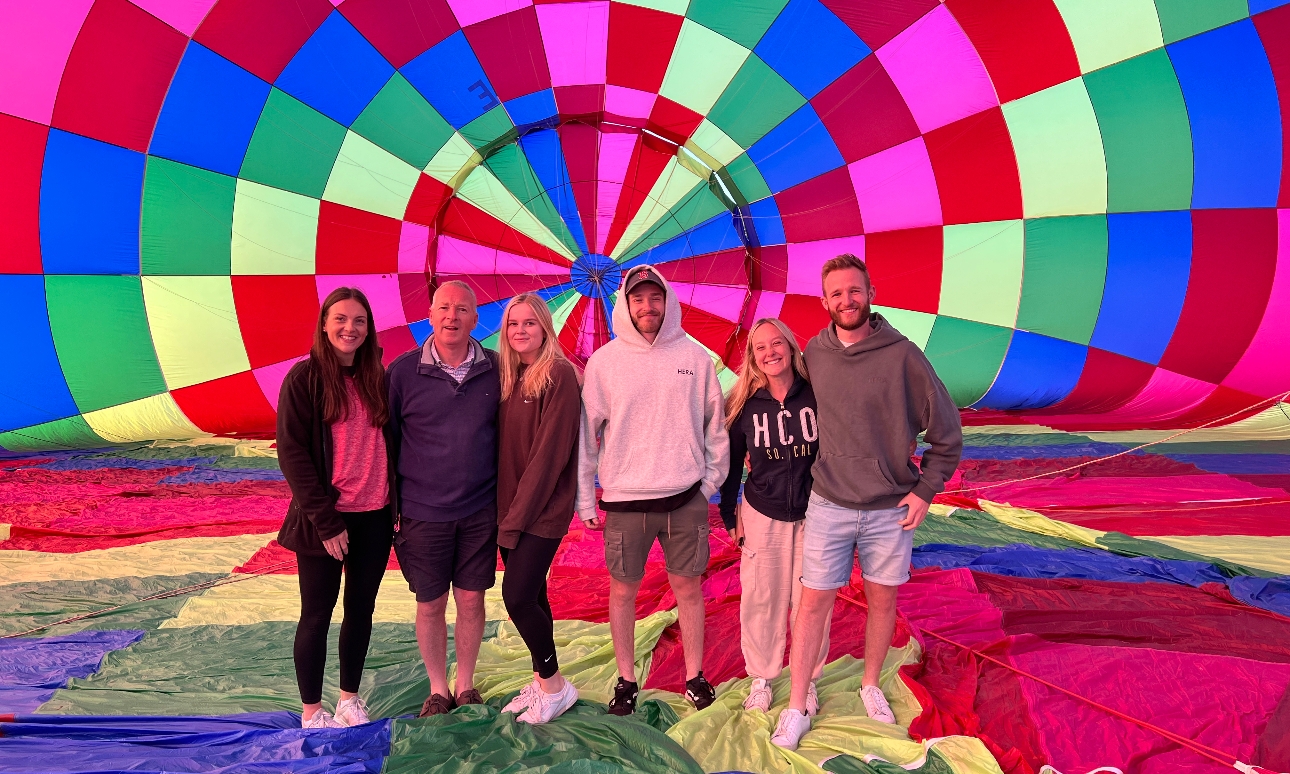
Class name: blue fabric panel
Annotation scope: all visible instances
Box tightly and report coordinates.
[753,0,870,98]
[0,712,390,774]
[636,213,744,266]
[408,318,431,345]
[159,467,285,484]
[39,130,144,275]
[746,197,786,246]
[748,104,845,193]
[0,276,79,433]
[401,31,500,128]
[1228,576,1290,618]
[977,331,1086,410]
[942,443,1134,460]
[1167,19,1283,208]
[37,456,216,471]
[517,129,589,253]
[470,299,507,340]
[1090,211,1192,364]
[0,630,143,714]
[505,89,558,129]
[1251,0,1290,11]
[912,544,1230,586]
[275,12,395,127]
[1155,453,1290,474]
[149,42,271,176]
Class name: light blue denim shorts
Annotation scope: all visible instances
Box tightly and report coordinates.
[800,492,914,589]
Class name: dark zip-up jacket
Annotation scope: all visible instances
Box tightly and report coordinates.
[387,337,500,521]
[718,377,818,529]
[276,357,397,556]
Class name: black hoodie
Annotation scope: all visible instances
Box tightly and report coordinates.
[718,377,818,529]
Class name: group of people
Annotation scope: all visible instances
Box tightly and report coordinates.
[276,254,963,750]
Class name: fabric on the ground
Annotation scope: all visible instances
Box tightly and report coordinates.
[0,534,274,583]
[1137,534,1290,575]
[0,630,144,713]
[0,573,225,637]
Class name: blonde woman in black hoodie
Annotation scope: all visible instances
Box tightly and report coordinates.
[719,318,829,716]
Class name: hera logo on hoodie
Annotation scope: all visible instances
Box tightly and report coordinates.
[677,368,694,375]
[751,407,818,459]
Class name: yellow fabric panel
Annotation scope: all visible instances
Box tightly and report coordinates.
[463,610,678,704]
[0,523,9,541]
[160,571,508,628]
[142,275,251,391]
[1140,535,1290,576]
[82,393,205,445]
[423,132,479,187]
[977,499,1106,547]
[323,131,422,220]
[610,157,704,259]
[0,534,273,584]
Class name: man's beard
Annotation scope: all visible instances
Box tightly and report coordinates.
[633,312,662,335]
[830,302,870,332]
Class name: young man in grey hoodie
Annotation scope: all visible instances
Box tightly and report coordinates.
[577,265,730,715]
[772,254,962,750]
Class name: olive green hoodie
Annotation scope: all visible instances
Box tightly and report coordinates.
[804,313,962,510]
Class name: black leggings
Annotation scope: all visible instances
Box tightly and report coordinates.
[500,532,564,679]
[294,508,393,704]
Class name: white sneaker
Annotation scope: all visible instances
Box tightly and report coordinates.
[301,709,344,729]
[860,685,895,724]
[518,678,578,724]
[743,677,773,711]
[503,680,539,714]
[770,707,811,750]
[806,682,820,717]
[334,696,370,727]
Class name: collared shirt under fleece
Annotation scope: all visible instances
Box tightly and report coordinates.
[576,266,730,523]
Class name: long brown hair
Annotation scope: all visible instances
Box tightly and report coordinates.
[312,287,388,427]
[498,293,569,402]
[724,318,808,429]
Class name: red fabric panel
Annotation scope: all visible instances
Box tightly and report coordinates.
[399,271,431,324]
[446,274,568,305]
[0,114,46,273]
[556,295,592,357]
[864,226,941,314]
[821,0,939,49]
[194,0,334,82]
[231,275,320,368]
[558,122,599,247]
[602,141,674,256]
[752,245,789,292]
[944,0,1079,104]
[316,202,402,274]
[1253,5,1290,209]
[966,473,1283,508]
[1043,501,1290,537]
[463,6,551,103]
[438,198,572,265]
[338,0,459,69]
[679,303,739,360]
[171,372,277,436]
[376,324,417,365]
[1033,347,1155,416]
[647,96,703,145]
[654,248,748,286]
[1158,208,1279,384]
[1235,474,1290,494]
[1165,384,1270,429]
[812,57,920,163]
[775,167,864,242]
[778,293,831,349]
[950,455,1203,488]
[1258,684,1290,768]
[553,84,604,119]
[924,107,1022,225]
[606,3,682,92]
[236,539,400,573]
[404,174,453,226]
[50,0,187,153]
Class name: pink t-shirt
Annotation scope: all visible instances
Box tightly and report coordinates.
[331,377,389,512]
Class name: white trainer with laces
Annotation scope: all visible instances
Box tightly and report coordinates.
[504,681,539,714]
[334,696,370,727]
[519,678,579,724]
[806,682,820,717]
[860,685,896,724]
[743,678,773,711]
[770,707,811,750]
[302,709,344,729]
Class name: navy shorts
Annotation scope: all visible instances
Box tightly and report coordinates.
[394,505,498,602]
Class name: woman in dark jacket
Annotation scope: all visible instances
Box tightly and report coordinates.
[718,318,829,715]
[277,287,396,729]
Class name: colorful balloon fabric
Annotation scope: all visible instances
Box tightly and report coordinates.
[2,0,1289,448]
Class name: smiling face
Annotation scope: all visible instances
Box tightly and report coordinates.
[751,322,792,381]
[505,300,545,361]
[821,266,874,332]
[627,283,666,340]
[323,298,369,364]
[431,283,478,349]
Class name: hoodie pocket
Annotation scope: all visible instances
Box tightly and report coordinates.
[815,452,897,503]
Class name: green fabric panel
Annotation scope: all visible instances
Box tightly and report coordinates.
[140,158,235,275]
[707,54,805,148]
[484,144,582,256]
[0,573,222,637]
[723,153,772,204]
[1154,0,1247,44]
[916,508,1085,550]
[660,20,752,114]
[45,276,167,414]
[350,73,455,169]
[685,0,789,48]
[239,89,347,198]
[1084,49,1192,212]
[823,749,956,774]
[959,432,1100,447]
[1016,215,1108,345]
[383,703,703,774]
[1148,440,1290,454]
[1095,532,1275,578]
[620,185,731,261]
[0,415,107,452]
[460,104,517,152]
[923,316,1013,406]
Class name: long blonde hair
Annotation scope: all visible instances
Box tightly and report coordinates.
[499,293,569,402]
[724,318,809,429]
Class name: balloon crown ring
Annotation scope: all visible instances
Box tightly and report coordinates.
[569,254,624,300]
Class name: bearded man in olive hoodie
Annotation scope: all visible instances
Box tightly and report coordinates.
[772,254,962,750]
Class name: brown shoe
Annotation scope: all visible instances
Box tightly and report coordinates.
[419,693,455,717]
[456,688,484,706]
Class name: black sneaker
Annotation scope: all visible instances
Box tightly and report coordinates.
[607,677,638,716]
[685,672,716,710]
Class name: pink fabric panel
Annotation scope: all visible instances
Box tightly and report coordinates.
[129,0,219,35]
[398,221,430,274]
[604,85,656,120]
[847,137,942,233]
[900,568,1008,647]
[594,131,637,252]
[0,0,95,124]
[436,234,571,275]
[537,1,609,87]
[316,273,408,330]
[786,236,864,295]
[876,4,998,133]
[972,474,1286,508]
[574,299,598,361]
[670,281,747,322]
[1092,368,1217,424]
[1223,209,1290,398]
[751,290,785,322]
[446,0,531,27]
[254,356,307,410]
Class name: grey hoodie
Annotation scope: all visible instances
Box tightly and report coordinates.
[576,267,730,523]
